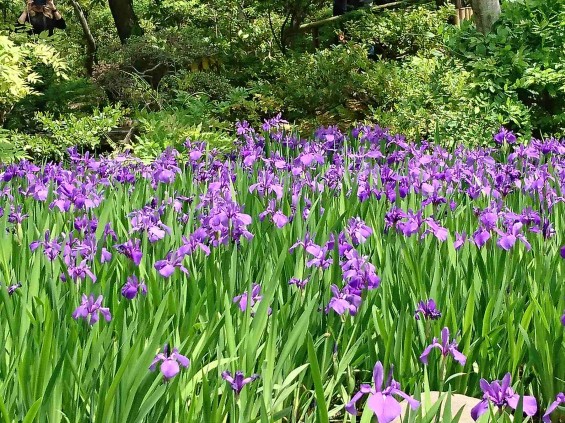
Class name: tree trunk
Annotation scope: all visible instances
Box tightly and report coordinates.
[470,0,500,34]
[69,0,97,76]
[107,0,143,43]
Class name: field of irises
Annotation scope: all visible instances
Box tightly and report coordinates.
[0,116,564,423]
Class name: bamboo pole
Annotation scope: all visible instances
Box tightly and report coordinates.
[312,27,320,49]
[465,7,473,20]
[295,0,407,33]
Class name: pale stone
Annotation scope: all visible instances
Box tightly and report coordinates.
[396,391,481,423]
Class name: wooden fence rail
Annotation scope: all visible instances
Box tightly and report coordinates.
[291,0,474,49]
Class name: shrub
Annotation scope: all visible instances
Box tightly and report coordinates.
[445,0,565,137]
[0,36,67,124]
[17,105,125,161]
[254,43,375,123]
[345,5,454,59]
[131,109,233,160]
[93,28,221,109]
[364,54,527,145]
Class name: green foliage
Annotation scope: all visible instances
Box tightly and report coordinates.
[4,0,565,158]
[5,78,109,131]
[162,71,235,102]
[366,54,525,145]
[253,43,375,124]
[345,5,454,59]
[132,109,233,160]
[93,27,221,109]
[17,105,125,161]
[0,129,31,163]
[0,36,67,124]
[446,0,565,137]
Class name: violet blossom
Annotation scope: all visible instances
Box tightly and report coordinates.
[543,393,565,423]
[420,327,466,366]
[233,283,271,315]
[63,259,97,283]
[121,275,147,299]
[326,285,362,316]
[345,361,420,422]
[72,294,112,325]
[115,239,143,266]
[471,373,537,420]
[222,371,259,394]
[414,299,442,320]
[288,277,309,289]
[346,217,373,245]
[30,230,61,261]
[154,251,189,278]
[494,127,517,145]
[6,282,22,295]
[149,344,190,380]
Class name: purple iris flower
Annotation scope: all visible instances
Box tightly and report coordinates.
[341,250,381,291]
[396,209,422,237]
[473,227,491,248]
[494,127,517,145]
[30,230,61,261]
[289,233,314,253]
[6,282,22,295]
[154,251,189,278]
[100,248,112,263]
[414,299,441,320]
[272,211,289,228]
[149,344,190,380]
[346,217,373,245]
[288,277,309,289]
[305,243,333,269]
[74,215,98,233]
[470,373,537,420]
[115,239,143,266]
[232,284,271,315]
[8,206,29,224]
[453,232,467,250]
[423,218,448,241]
[72,294,112,325]
[420,327,466,365]
[221,371,259,394]
[543,393,565,423]
[495,222,531,251]
[326,285,362,316]
[249,170,284,199]
[345,361,420,422]
[103,223,118,241]
[561,311,565,326]
[561,246,565,259]
[121,275,147,299]
[177,229,210,256]
[64,259,97,283]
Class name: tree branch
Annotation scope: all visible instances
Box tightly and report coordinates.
[69,0,97,76]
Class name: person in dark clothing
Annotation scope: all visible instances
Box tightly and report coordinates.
[333,0,348,16]
[17,0,66,36]
[333,0,376,16]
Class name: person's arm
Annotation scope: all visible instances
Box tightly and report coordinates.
[17,10,28,24]
[46,0,63,20]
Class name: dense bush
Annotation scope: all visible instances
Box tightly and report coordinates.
[446,0,565,137]
[0,36,67,124]
[93,27,221,108]
[345,5,453,59]
[132,109,233,160]
[11,105,125,162]
[250,44,375,126]
[4,0,565,159]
